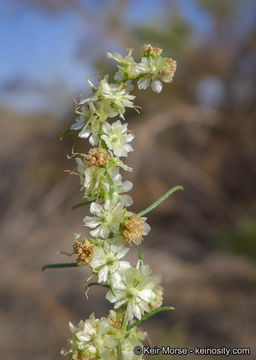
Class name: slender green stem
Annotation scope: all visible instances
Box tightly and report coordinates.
[105,170,115,199]
[117,343,123,360]
[42,262,78,272]
[139,186,183,217]
[87,282,115,296]
[71,199,94,210]
[127,306,175,330]
[60,128,72,140]
[121,304,128,330]
[82,193,97,200]
[138,248,143,261]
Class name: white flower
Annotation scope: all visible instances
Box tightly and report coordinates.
[62,314,118,359]
[76,157,109,196]
[138,55,176,93]
[70,117,84,131]
[90,242,130,283]
[108,156,133,172]
[102,120,134,157]
[74,101,117,145]
[84,200,126,239]
[106,260,161,321]
[77,103,102,146]
[78,122,100,146]
[62,312,147,360]
[100,76,135,118]
[107,51,146,80]
[112,169,133,207]
[121,327,147,360]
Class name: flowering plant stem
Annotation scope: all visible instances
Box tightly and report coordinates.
[71,199,94,210]
[45,44,180,360]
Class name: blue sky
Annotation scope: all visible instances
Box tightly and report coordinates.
[0,0,219,113]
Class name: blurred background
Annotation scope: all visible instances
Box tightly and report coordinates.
[1,0,256,359]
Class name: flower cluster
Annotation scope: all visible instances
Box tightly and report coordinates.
[61,312,146,360]
[60,44,177,359]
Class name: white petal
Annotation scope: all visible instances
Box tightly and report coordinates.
[137,76,150,90]
[116,247,129,259]
[99,224,110,239]
[114,71,123,81]
[69,322,75,333]
[151,79,163,93]
[90,202,102,215]
[121,180,133,192]
[133,303,142,319]
[84,216,100,228]
[70,121,84,130]
[120,195,133,207]
[89,133,99,146]
[119,261,131,271]
[139,289,155,302]
[114,298,127,309]
[89,226,100,238]
[78,126,90,138]
[140,300,150,313]
[98,266,109,283]
[105,291,116,303]
[76,333,91,342]
[88,344,97,354]
[90,257,102,269]
[75,158,85,174]
[143,222,151,235]
[112,120,122,129]
[102,122,111,134]
[123,144,133,152]
[121,163,133,172]
[126,134,134,142]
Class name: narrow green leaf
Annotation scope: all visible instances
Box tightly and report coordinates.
[87,282,114,293]
[138,248,143,261]
[109,279,116,296]
[82,193,97,200]
[60,128,72,140]
[139,186,183,217]
[121,304,128,329]
[127,306,175,330]
[42,262,78,272]
[72,199,94,210]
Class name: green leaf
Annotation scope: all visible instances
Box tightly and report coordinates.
[82,193,97,200]
[127,306,175,330]
[139,186,183,217]
[42,262,78,271]
[121,304,128,329]
[72,199,94,210]
[87,281,115,295]
[60,128,72,140]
